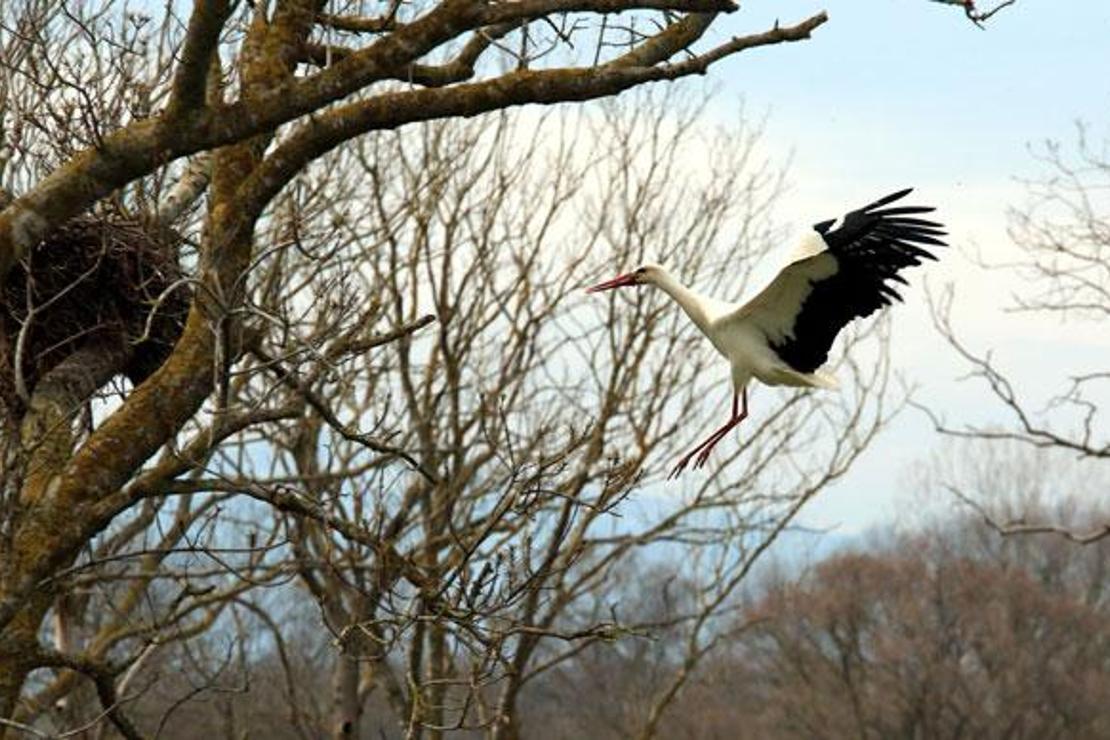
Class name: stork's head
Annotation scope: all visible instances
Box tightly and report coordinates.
[585,262,666,293]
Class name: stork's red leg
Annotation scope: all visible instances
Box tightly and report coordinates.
[668,392,740,478]
[694,387,748,468]
[668,388,749,479]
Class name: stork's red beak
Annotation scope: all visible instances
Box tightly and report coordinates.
[586,272,638,293]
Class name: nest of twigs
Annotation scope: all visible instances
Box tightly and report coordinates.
[0,214,188,418]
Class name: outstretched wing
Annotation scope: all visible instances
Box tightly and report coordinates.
[732,188,947,374]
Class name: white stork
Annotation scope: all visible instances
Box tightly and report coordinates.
[587,188,946,477]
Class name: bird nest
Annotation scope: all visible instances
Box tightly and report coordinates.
[0,214,188,418]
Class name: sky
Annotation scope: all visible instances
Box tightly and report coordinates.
[687,0,1110,534]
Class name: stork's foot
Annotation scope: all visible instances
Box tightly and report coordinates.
[668,451,698,480]
[694,444,719,470]
[668,389,748,479]
[668,430,728,479]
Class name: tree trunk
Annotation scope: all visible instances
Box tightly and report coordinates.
[0,343,131,734]
[332,653,362,739]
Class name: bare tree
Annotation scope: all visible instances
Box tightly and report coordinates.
[737,546,1110,739]
[0,0,834,727]
[724,457,1110,740]
[0,87,899,738]
[0,0,1012,733]
[241,92,897,739]
[927,125,1110,542]
[515,466,1110,740]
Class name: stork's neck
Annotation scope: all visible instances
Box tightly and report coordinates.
[653,270,723,334]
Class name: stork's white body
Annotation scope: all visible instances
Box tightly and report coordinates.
[586,188,945,475]
[649,265,838,395]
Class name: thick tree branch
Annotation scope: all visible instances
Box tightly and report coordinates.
[19,342,133,505]
[317,11,404,34]
[0,0,758,282]
[29,647,144,740]
[302,22,516,86]
[167,0,234,114]
[240,13,828,217]
[153,154,212,226]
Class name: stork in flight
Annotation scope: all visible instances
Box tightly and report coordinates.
[587,188,946,478]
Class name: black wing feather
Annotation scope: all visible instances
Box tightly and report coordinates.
[773,188,947,374]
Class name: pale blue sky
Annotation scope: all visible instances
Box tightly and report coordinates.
[695,0,1110,532]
